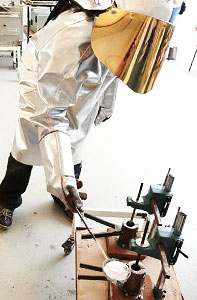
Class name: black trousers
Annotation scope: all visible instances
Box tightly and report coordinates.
[0,153,82,211]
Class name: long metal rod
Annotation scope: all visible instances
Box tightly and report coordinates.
[84,212,119,229]
[78,275,108,281]
[133,218,150,268]
[27,6,30,43]
[129,183,144,224]
[81,230,122,239]
[75,207,108,260]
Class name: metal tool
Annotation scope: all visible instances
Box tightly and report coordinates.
[75,207,108,260]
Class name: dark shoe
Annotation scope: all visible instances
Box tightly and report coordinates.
[0,208,13,229]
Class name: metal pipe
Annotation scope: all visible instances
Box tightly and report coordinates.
[81,230,122,239]
[84,212,118,229]
[133,217,150,269]
[78,275,108,281]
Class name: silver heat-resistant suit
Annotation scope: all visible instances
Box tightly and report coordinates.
[11,10,117,208]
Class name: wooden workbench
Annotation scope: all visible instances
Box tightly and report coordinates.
[75,229,183,300]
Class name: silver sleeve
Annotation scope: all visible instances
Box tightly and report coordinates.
[39,130,77,206]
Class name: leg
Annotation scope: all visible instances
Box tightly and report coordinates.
[0,154,33,228]
[0,153,33,211]
[74,162,82,180]
[169,7,181,23]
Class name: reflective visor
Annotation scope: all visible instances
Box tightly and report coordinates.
[91,9,174,94]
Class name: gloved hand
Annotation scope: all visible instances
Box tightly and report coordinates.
[94,106,112,126]
[64,179,87,212]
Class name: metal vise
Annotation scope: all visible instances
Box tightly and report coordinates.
[127,184,172,217]
[130,211,188,300]
[130,222,185,266]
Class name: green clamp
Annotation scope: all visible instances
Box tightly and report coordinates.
[127,184,172,217]
[130,225,184,265]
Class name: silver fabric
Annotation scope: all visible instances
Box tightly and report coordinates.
[12,10,117,205]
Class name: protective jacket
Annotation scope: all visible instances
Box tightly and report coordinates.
[12,10,117,206]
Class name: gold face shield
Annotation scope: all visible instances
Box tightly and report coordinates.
[91,9,174,94]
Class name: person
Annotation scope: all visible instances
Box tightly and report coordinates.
[169,0,182,23]
[167,0,184,60]
[0,0,173,231]
[0,0,118,229]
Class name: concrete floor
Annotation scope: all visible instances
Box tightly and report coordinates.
[0,2,197,299]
